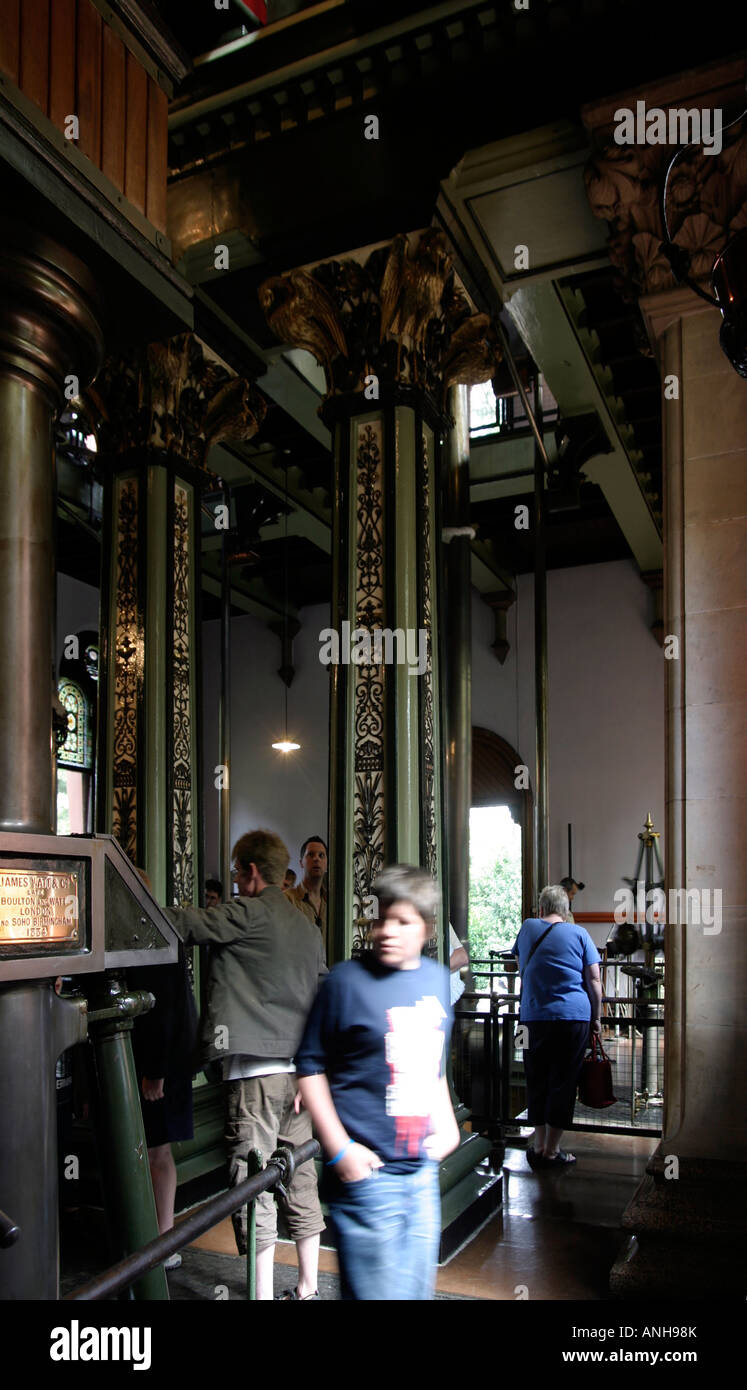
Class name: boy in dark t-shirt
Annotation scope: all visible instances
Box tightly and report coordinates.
[296,864,459,1300]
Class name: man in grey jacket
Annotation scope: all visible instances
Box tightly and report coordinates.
[168,828,327,1301]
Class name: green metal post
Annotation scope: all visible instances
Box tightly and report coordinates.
[444,384,472,955]
[86,974,168,1301]
[533,372,549,890]
[245,1148,263,1301]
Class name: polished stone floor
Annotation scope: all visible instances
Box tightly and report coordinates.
[169,1129,656,1302]
[60,1129,655,1300]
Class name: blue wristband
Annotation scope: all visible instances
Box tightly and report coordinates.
[326,1139,354,1167]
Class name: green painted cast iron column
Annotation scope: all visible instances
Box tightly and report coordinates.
[443,384,473,951]
[261,234,499,962]
[89,338,266,1290]
[322,393,445,961]
[533,372,549,891]
[94,336,266,906]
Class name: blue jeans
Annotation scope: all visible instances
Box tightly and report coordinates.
[328,1162,441,1301]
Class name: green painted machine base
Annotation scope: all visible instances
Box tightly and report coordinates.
[438,1132,503,1264]
[172,1082,225,1186]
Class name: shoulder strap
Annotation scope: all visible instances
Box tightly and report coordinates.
[524,921,557,968]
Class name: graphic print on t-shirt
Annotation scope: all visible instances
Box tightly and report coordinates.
[385,995,447,1156]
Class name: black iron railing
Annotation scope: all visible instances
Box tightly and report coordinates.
[65,1138,319,1301]
[454,961,665,1141]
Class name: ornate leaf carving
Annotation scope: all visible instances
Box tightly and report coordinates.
[92,333,266,471]
[260,231,501,403]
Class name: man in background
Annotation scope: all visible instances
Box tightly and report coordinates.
[168,830,327,1300]
[560,877,584,924]
[205,878,223,908]
[285,836,328,956]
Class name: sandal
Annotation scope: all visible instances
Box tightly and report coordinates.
[275,1287,320,1300]
[526,1146,543,1169]
[540,1150,576,1167]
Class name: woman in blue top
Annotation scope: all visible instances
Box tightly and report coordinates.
[512,884,602,1168]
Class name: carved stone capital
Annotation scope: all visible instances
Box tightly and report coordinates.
[90,333,267,473]
[259,230,502,407]
[581,64,747,303]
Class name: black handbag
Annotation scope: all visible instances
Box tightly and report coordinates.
[577,1034,617,1108]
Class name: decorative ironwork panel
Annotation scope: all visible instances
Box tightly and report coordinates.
[57,680,91,770]
[352,420,385,950]
[172,482,194,907]
[111,477,142,862]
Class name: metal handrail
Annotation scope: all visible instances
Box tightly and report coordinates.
[65,1138,320,1302]
[452,992,665,1141]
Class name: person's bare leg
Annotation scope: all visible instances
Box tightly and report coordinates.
[532,1124,546,1156]
[148,1144,177,1234]
[256,1244,276,1301]
[295,1233,320,1299]
[543,1125,567,1159]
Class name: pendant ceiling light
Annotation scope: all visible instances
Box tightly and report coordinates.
[272,459,300,753]
[271,691,300,754]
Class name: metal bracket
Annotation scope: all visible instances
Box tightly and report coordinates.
[267,1144,296,1201]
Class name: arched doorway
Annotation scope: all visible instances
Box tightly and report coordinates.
[471,726,533,928]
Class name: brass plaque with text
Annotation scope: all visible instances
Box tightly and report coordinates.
[0,870,80,944]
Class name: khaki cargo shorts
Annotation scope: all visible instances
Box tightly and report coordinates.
[224,1073,325,1255]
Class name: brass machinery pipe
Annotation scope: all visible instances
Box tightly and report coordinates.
[0,222,103,1300]
[0,219,103,833]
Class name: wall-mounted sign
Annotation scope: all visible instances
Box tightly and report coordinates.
[0,870,80,944]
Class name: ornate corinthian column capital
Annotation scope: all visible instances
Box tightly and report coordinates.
[581,63,747,304]
[259,229,502,409]
[91,332,267,473]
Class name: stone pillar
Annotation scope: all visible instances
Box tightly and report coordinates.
[583,69,747,1294]
[92,336,266,905]
[261,234,500,961]
[609,288,747,1293]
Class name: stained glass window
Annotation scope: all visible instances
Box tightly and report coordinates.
[57,679,92,771]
